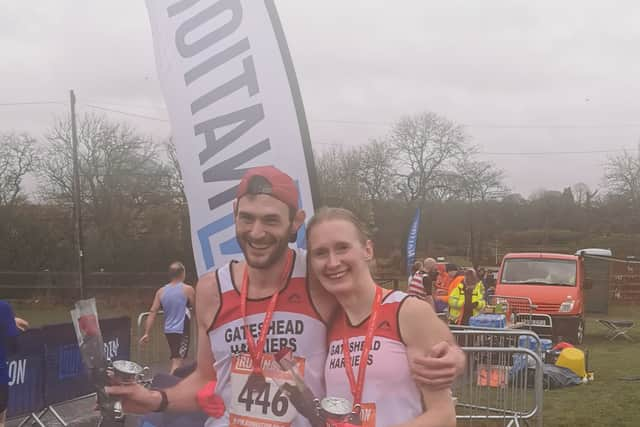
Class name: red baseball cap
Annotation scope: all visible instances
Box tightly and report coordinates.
[236,166,299,210]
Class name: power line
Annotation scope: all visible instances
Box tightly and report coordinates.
[312,140,631,156]
[481,149,629,156]
[0,101,65,106]
[312,119,392,126]
[83,104,170,123]
[465,124,640,129]
[85,99,167,111]
[310,118,640,129]
[5,100,640,130]
[313,141,345,147]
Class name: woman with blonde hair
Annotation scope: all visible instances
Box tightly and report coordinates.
[306,207,456,427]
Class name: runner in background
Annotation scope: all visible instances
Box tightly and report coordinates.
[140,262,195,374]
[308,208,456,427]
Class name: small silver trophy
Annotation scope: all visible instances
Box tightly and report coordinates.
[107,360,150,419]
[70,299,149,424]
[274,347,361,427]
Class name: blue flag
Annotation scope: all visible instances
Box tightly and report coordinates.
[406,208,421,277]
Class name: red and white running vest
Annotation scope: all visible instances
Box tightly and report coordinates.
[206,249,327,427]
[325,290,423,427]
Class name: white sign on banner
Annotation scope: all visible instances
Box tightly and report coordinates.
[146,0,317,276]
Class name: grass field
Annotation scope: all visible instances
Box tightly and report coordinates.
[10,299,136,328]
[541,305,640,427]
[8,300,640,426]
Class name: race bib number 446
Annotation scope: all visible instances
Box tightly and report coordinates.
[230,353,306,427]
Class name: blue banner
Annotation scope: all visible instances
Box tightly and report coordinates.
[7,329,46,418]
[6,317,131,418]
[42,316,131,406]
[406,207,421,276]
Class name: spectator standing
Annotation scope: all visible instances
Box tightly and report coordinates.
[448,269,486,325]
[409,258,440,308]
[1,301,26,427]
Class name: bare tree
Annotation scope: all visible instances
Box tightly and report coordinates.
[40,114,166,205]
[358,139,395,203]
[454,156,507,267]
[425,172,460,202]
[390,112,467,203]
[39,113,171,269]
[165,138,187,206]
[605,151,640,205]
[456,157,508,203]
[572,183,593,207]
[0,132,38,206]
[314,146,369,217]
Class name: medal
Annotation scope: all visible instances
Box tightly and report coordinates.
[247,370,268,395]
[240,249,294,398]
[342,286,383,407]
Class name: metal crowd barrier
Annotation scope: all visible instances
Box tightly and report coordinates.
[135,310,198,369]
[452,328,543,355]
[16,393,95,427]
[453,346,544,427]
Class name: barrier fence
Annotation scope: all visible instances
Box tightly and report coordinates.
[452,329,544,426]
[454,346,544,427]
[452,328,543,354]
[6,317,131,425]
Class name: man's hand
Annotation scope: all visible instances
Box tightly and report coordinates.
[15,317,29,331]
[105,383,162,414]
[197,381,226,418]
[139,334,150,345]
[410,341,466,389]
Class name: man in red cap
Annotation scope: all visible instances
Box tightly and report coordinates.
[107,166,465,424]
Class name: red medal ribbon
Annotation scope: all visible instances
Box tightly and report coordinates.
[239,249,294,374]
[342,285,383,406]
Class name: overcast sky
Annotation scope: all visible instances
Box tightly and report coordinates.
[2,0,640,196]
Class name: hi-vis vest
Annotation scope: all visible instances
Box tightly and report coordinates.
[448,281,486,324]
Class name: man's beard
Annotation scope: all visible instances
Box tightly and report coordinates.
[239,233,291,270]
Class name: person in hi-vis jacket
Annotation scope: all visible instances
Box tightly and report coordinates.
[448,269,486,325]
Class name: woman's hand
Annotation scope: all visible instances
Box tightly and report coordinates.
[15,317,29,331]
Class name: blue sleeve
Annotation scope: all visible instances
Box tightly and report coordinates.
[1,301,20,338]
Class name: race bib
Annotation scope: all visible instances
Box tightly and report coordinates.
[230,353,306,427]
[358,403,377,427]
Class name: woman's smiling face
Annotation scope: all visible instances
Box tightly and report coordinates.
[307,218,373,295]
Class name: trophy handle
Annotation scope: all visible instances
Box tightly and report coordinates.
[137,366,151,384]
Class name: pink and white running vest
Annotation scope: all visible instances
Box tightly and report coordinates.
[206,249,327,427]
[325,290,423,427]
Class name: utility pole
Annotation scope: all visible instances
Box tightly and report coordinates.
[70,90,85,298]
